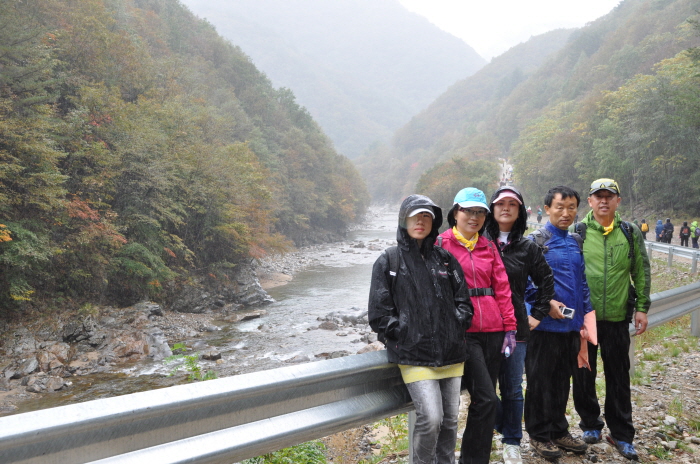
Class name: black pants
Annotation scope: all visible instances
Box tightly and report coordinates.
[524,330,579,442]
[572,320,635,443]
[681,237,689,247]
[459,332,503,464]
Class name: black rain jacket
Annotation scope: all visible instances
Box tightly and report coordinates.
[485,230,554,341]
[368,195,473,366]
[485,186,555,341]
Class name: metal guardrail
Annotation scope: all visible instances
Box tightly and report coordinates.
[0,350,412,464]
[2,281,700,464]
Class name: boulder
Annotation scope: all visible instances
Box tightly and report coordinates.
[11,357,39,379]
[6,327,39,356]
[62,318,99,344]
[145,329,172,361]
[357,341,385,354]
[22,372,68,393]
[167,266,273,314]
[202,350,221,361]
[318,321,339,330]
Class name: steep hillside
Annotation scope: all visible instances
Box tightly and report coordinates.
[181,0,486,158]
[0,0,369,312]
[364,0,700,216]
[355,28,574,201]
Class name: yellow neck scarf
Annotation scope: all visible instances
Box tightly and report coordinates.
[603,223,614,236]
[453,226,478,251]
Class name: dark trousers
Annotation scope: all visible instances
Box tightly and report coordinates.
[681,237,689,247]
[572,320,635,443]
[459,332,503,464]
[524,330,579,442]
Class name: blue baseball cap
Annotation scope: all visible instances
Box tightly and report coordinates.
[453,187,490,212]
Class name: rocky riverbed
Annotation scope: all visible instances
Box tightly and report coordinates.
[0,209,395,416]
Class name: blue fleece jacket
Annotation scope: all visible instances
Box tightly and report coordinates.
[526,222,593,333]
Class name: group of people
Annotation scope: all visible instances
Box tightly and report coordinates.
[368,177,651,464]
[649,218,700,247]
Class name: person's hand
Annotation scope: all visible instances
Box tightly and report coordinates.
[501,330,516,357]
[528,315,540,331]
[549,299,565,319]
[634,311,648,336]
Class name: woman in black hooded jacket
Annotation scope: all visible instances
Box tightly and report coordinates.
[369,194,473,464]
[483,186,555,464]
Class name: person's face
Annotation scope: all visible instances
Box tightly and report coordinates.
[544,193,578,230]
[455,206,487,238]
[588,190,621,219]
[406,212,433,242]
[493,198,520,231]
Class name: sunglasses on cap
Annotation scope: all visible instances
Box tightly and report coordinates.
[589,178,620,195]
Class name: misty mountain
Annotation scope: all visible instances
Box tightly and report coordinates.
[355,28,575,200]
[181,0,486,158]
[360,0,700,215]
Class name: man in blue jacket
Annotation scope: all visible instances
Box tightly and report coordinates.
[524,186,593,461]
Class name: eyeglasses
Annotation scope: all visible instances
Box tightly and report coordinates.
[457,206,487,217]
[589,179,619,195]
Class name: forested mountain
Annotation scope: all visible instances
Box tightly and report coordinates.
[355,28,575,202]
[364,0,700,217]
[181,0,487,159]
[0,0,369,312]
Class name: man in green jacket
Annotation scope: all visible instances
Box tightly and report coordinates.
[572,178,651,461]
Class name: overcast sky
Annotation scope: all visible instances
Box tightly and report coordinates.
[397,0,622,60]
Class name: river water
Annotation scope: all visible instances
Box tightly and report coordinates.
[194,205,398,375]
[11,206,399,413]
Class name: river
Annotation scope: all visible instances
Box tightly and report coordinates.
[9,206,399,414]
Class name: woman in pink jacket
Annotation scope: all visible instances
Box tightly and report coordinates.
[437,187,517,464]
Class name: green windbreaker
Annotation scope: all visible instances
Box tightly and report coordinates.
[581,210,651,322]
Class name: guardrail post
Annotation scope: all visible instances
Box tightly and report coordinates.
[646,242,652,260]
[408,410,416,464]
[692,309,700,337]
[667,247,673,270]
[692,251,698,275]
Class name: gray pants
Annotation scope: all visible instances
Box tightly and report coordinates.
[406,377,461,464]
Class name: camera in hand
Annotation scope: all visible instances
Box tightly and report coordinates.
[560,305,575,319]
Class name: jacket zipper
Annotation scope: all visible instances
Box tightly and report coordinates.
[468,248,482,331]
[602,234,608,319]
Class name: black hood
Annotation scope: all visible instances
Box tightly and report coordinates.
[397,195,443,249]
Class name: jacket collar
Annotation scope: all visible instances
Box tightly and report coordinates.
[544,221,569,237]
[583,210,621,231]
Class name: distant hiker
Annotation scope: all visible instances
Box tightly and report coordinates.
[573,178,651,461]
[640,219,649,240]
[679,221,691,247]
[536,207,543,223]
[523,186,592,461]
[655,219,664,242]
[368,194,473,464]
[484,186,555,464]
[692,221,699,249]
[663,218,674,244]
[526,206,532,219]
[438,187,516,464]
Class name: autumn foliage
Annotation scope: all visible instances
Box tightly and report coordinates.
[0,0,369,312]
